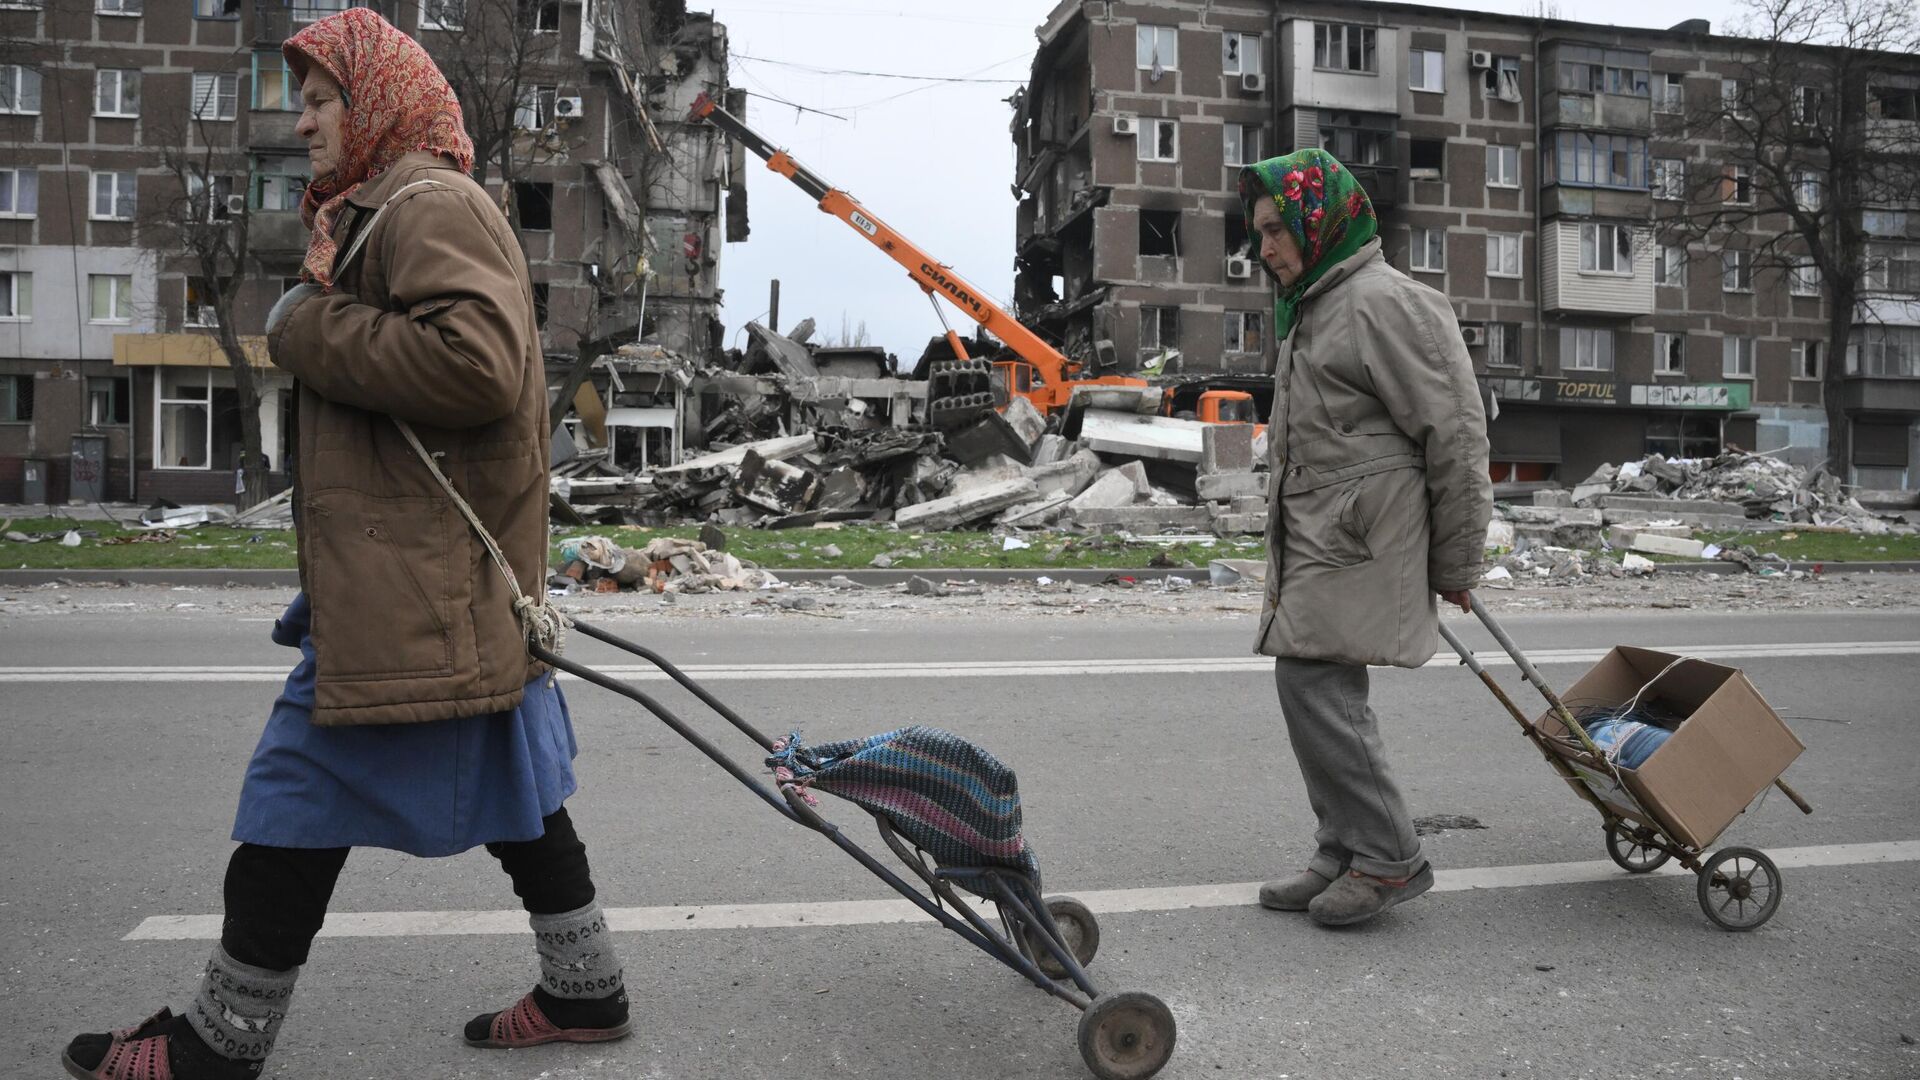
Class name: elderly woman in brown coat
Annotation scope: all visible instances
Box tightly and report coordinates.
[63,13,627,1079]
[1239,150,1492,928]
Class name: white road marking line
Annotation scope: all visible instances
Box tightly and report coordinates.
[123,839,1920,941]
[10,640,1920,684]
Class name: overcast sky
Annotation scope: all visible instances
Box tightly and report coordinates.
[706,0,1748,362]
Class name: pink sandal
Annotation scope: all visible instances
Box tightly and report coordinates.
[62,1008,178,1080]
[464,993,632,1049]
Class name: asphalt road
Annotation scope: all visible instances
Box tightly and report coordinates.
[2,604,1916,1080]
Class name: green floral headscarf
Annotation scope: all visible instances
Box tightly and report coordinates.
[1238,149,1379,341]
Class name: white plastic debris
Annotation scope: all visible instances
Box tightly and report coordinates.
[1701,543,1722,559]
[1002,536,1031,551]
[1621,553,1656,575]
[1482,566,1513,583]
[60,530,81,547]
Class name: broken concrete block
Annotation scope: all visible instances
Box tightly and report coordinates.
[1621,553,1657,575]
[1229,494,1266,515]
[946,409,1036,466]
[997,495,1072,527]
[905,575,945,596]
[894,477,1039,531]
[1531,488,1574,507]
[950,454,1029,495]
[1029,434,1070,466]
[1211,512,1268,536]
[1112,460,1152,497]
[1200,424,1256,475]
[1208,558,1267,585]
[1595,494,1745,519]
[1073,506,1213,529]
[1571,482,1610,505]
[1485,519,1515,550]
[1077,408,1207,464]
[1026,448,1101,499]
[1196,471,1267,501]
[1002,395,1046,449]
[1630,533,1708,558]
[1606,523,1691,548]
[1067,470,1140,512]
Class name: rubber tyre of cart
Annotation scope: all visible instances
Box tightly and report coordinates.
[1605,823,1674,874]
[1026,895,1100,979]
[1696,846,1782,931]
[1077,990,1177,1080]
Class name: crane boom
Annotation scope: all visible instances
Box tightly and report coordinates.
[690,93,1144,412]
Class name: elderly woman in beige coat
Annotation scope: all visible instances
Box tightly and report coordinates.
[1239,150,1492,927]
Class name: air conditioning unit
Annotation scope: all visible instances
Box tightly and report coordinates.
[1470,50,1494,69]
[1113,115,1138,136]
[225,194,248,216]
[1239,72,1265,94]
[1460,323,1487,347]
[1226,255,1255,280]
[554,96,585,119]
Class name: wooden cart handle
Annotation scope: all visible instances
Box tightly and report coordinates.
[1774,777,1814,815]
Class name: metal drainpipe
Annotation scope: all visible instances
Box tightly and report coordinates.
[1531,20,1545,383]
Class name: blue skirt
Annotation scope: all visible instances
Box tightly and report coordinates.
[232,593,579,857]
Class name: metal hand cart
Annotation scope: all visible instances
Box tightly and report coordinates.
[532,618,1177,1080]
[1441,597,1813,931]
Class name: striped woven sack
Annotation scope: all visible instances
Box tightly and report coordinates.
[768,726,1041,885]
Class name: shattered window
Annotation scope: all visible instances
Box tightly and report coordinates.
[1792,341,1822,380]
[1654,332,1685,374]
[1140,306,1180,353]
[1222,31,1260,76]
[1136,25,1178,73]
[1223,311,1263,353]
[1313,24,1376,73]
[514,181,554,231]
[1139,210,1180,257]
[1137,119,1177,163]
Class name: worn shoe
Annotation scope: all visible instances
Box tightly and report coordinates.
[1258,869,1337,911]
[1307,863,1435,927]
[62,1008,261,1080]
[465,988,631,1049]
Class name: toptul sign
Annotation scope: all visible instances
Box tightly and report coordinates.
[1482,376,1751,411]
[921,263,986,316]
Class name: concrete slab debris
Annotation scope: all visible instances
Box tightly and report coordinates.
[1200,423,1256,475]
[1077,409,1208,464]
[1067,470,1141,512]
[1630,533,1708,558]
[1196,472,1266,501]
[894,477,1039,531]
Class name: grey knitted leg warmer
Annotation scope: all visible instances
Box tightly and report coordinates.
[187,945,299,1062]
[531,901,624,1000]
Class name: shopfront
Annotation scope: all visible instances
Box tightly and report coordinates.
[1481,376,1752,484]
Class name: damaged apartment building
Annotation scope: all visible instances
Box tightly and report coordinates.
[0,0,740,503]
[1010,0,1920,489]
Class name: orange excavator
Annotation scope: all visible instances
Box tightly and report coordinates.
[690,93,1148,419]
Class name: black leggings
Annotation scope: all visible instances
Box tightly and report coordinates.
[222,807,598,972]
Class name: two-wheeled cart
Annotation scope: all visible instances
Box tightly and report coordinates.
[1441,597,1812,931]
[534,619,1177,1080]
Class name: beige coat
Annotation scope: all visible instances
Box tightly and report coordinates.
[1256,239,1491,668]
[269,152,550,726]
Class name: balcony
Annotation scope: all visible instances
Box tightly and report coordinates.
[1278,19,1401,115]
[1348,163,1399,210]
[252,0,386,44]
[246,209,310,256]
[1839,376,1920,416]
[1541,90,1651,133]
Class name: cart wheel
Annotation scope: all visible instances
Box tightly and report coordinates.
[1027,896,1100,978]
[1697,846,1782,931]
[1605,824,1673,874]
[1077,990,1176,1080]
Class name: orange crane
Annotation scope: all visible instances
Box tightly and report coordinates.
[690,93,1146,416]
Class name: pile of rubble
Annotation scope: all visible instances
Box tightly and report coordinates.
[549,534,778,595]
[1482,448,1914,585]
[552,326,1273,538]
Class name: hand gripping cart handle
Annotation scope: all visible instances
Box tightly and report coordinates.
[1439,595,1811,931]
[533,617,1178,1080]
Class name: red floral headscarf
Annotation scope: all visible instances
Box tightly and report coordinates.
[284,8,475,286]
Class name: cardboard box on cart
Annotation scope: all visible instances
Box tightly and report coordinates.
[1534,646,1805,850]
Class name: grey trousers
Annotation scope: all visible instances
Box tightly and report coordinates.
[1274,657,1424,880]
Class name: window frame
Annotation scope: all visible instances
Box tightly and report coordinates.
[1138,118,1178,163]
[90,170,136,221]
[0,373,32,423]
[88,273,133,324]
[1577,222,1634,276]
[191,72,238,122]
[183,276,223,328]
[1721,249,1753,293]
[1222,310,1264,355]
[1408,48,1444,94]
[1409,226,1446,273]
[1485,144,1520,188]
[94,68,140,118]
[1139,305,1181,354]
[1485,322,1521,368]
[1482,56,1521,101]
[1561,326,1615,372]
[513,84,558,130]
[251,51,299,111]
[1722,163,1753,205]
[154,367,213,471]
[1655,243,1686,287]
[87,375,130,426]
[95,0,142,15]
[1652,157,1685,201]
[250,153,308,211]
[0,167,38,218]
[0,65,42,115]
[1221,122,1260,168]
[191,0,239,18]
[1221,31,1260,77]
[1549,131,1648,191]
[1485,232,1523,279]
[1313,23,1378,74]
[1656,72,1684,112]
[419,0,465,31]
[0,269,30,321]
[1791,340,1823,381]
[1789,261,1821,297]
[1722,335,1756,379]
[1136,25,1179,72]
[1653,331,1686,375]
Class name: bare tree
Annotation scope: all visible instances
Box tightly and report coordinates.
[430,0,568,229]
[1659,0,1920,476]
[140,67,276,507]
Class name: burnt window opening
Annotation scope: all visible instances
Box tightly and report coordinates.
[531,282,550,328]
[519,0,560,32]
[1225,212,1250,257]
[1409,138,1445,180]
[1139,209,1181,258]
[514,181,553,231]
